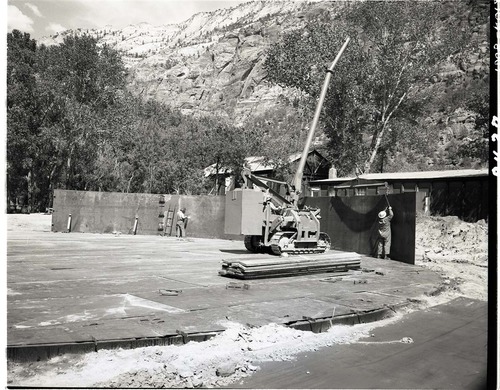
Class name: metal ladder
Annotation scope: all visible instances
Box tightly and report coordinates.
[164,206,176,236]
[157,195,176,236]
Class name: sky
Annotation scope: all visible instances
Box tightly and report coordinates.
[7,0,250,40]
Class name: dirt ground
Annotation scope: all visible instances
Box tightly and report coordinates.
[6,213,489,388]
[414,215,488,301]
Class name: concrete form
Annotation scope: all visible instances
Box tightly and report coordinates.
[51,189,238,240]
[8,229,443,362]
[307,193,416,263]
[51,190,418,263]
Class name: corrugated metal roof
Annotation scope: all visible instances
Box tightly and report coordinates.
[311,169,488,184]
[204,152,305,177]
[243,153,302,172]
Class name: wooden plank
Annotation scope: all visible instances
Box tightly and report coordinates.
[220,267,359,280]
[222,252,360,268]
[240,263,360,275]
[219,260,361,280]
[224,259,361,273]
[222,261,359,272]
[223,259,360,270]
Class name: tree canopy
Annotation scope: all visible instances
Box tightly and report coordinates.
[264,1,486,175]
[7,31,260,212]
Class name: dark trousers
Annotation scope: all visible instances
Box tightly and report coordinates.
[377,234,391,257]
[176,221,186,237]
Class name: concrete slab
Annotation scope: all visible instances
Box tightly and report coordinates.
[7,230,443,361]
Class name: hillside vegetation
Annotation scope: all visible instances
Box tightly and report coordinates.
[7,0,489,212]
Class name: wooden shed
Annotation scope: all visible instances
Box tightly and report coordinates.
[309,169,489,222]
[205,150,330,195]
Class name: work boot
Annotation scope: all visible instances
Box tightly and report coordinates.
[384,255,390,260]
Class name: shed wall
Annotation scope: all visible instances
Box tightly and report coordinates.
[315,176,488,222]
[430,178,489,222]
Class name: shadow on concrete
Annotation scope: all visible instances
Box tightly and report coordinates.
[219,249,251,255]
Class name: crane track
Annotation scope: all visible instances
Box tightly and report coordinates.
[269,232,331,255]
[270,245,328,256]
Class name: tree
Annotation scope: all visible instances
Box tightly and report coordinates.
[345,2,472,173]
[242,104,313,182]
[35,35,128,194]
[457,81,489,165]
[7,30,40,211]
[7,32,129,211]
[174,115,261,195]
[264,1,471,174]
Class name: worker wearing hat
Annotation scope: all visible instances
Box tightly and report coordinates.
[176,207,189,239]
[377,206,394,259]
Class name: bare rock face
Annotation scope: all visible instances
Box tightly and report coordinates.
[127,22,292,123]
[38,0,489,127]
[38,1,322,123]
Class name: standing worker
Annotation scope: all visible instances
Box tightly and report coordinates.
[176,207,189,239]
[377,206,393,259]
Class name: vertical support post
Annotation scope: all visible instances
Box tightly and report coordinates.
[66,214,72,232]
[424,196,431,216]
[478,180,482,221]
[133,217,138,235]
[461,180,466,220]
[263,203,271,246]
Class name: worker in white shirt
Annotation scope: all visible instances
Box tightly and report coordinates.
[377,206,393,259]
[176,207,188,238]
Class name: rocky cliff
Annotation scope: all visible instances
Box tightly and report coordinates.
[38,1,350,124]
[38,0,489,136]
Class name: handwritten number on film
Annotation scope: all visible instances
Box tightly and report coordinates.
[494,2,499,176]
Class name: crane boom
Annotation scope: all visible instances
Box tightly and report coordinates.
[292,38,350,197]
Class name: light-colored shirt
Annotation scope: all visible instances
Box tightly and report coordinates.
[378,208,393,237]
[177,210,186,221]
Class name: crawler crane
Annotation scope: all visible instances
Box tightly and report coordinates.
[224,38,350,255]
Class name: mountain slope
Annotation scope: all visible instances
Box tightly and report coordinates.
[38,1,349,123]
[38,0,489,170]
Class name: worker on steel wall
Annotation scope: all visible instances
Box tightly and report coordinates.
[377,206,393,259]
[176,207,189,239]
